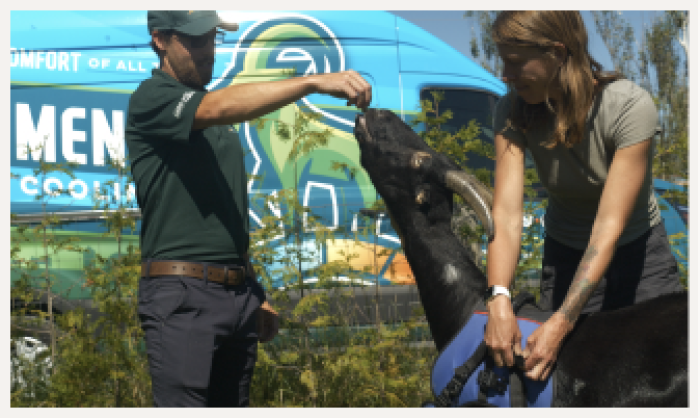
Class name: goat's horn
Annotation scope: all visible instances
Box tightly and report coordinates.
[444,171,494,241]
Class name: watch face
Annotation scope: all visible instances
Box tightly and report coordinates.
[483,286,494,301]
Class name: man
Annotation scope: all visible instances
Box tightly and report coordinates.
[126,11,372,407]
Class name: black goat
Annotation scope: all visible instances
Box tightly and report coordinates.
[353,109,688,407]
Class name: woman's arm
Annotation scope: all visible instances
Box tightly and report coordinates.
[523,138,653,380]
[484,132,526,367]
[558,138,652,322]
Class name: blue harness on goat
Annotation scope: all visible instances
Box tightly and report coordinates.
[426,293,554,407]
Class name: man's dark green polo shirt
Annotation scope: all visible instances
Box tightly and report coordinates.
[126,69,248,263]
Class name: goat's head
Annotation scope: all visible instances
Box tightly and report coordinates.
[354,109,494,241]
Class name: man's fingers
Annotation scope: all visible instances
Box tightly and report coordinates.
[350,73,372,109]
[323,70,373,110]
[344,84,366,109]
[341,71,371,110]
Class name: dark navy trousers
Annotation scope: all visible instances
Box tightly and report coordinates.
[138,269,265,407]
[539,222,684,314]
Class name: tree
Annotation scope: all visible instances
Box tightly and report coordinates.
[644,11,688,181]
[251,104,333,296]
[593,11,688,181]
[33,153,151,407]
[463,11,502,78]
[591,11,638,80]
[672,11,689,60]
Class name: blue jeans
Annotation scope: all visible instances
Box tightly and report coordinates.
[138,266,265,407]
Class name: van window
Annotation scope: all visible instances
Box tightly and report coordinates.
[420,87,545,198]
[420,88,497,174]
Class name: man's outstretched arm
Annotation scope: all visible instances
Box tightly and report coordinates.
[193,70,372,130]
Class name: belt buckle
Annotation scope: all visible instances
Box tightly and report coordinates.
[232,266,243,285]
[233,266,245,285]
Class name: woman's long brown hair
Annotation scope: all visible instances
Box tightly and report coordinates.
[492,11,621,148]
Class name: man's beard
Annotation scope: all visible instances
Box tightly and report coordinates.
[169,53,213,90]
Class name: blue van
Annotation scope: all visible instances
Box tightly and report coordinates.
[653,179,688,270]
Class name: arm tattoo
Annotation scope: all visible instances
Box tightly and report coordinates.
[559,246,599,324]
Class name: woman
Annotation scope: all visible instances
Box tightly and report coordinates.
[484,11,684,382]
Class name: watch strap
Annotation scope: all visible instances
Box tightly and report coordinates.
[484,285,511,303]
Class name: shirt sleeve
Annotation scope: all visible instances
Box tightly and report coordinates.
[609,82,659,150]
[129,80,207,142]
[493,93,527,147]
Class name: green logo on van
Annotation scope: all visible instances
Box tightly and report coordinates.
[214,15,376,219]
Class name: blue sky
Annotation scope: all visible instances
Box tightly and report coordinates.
[390,11,666,75]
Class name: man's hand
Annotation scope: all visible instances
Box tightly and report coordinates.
[484,295,523,368]
[257,300,279,343]
[310,70,372,112]
[522,312,573,380]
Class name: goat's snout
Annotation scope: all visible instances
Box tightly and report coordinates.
[355,114,373,144]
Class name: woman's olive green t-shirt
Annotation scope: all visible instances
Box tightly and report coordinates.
[493,79,661,250]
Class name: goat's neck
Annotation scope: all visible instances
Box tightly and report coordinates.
[399,214,487,351]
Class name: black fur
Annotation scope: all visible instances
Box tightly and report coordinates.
[353,109,688,407]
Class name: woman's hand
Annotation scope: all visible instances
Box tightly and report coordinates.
[522,312,573,380]
[484,295,523,367]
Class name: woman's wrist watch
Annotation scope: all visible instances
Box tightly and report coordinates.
[483,285,511,304]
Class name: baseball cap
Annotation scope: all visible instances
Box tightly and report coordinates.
[147,11,239,36]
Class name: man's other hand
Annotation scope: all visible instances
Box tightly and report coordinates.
[257,300,279,343]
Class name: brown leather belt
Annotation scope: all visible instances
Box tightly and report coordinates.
[142,260,247,286]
